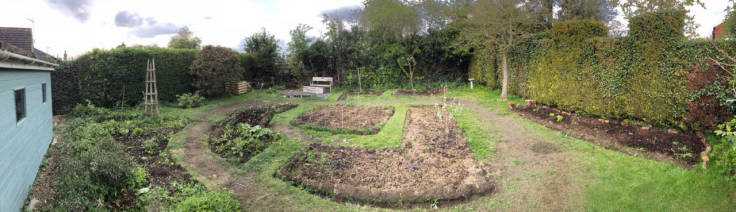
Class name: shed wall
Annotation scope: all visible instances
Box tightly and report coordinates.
[0,69,53,211]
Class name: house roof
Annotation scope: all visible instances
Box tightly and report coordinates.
[0,41,57,71]
[0,27,33,54]
[0,27,58,71]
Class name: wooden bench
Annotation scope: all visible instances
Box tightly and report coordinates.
[304,77,333,93]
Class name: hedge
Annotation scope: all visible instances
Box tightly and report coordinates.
[472,11,736,130]
[51,61,83,115]
[76,47,198,107]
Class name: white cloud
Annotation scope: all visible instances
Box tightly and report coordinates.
[0,0,729,58]
[0,0,362,57]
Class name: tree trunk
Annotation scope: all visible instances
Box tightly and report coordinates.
[501,50,509,101]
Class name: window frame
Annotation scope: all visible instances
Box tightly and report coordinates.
[42,83,47,103]
[14,88,26,123]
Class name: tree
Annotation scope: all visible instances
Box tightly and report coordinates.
[287,24,314,81]
[615,0,704,38]
[463,0,533,100]
[397,55,417,90]
[243,29,280,84]
[360,0,421,41]
[725,1,736,39]
[189,46,243,97]
[168,27,202,49]
[556,0,618,22]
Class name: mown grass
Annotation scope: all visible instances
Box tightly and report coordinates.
[451,107,500,162]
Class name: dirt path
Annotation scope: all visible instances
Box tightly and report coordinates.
[459,100,580,211]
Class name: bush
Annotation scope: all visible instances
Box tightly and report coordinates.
[76,47,198,107]
[189,45,244,97]
[177,92,205,108]
[54,138,144,210]
[208,123,280,162]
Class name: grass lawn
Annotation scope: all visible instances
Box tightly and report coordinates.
[166,85,735,211]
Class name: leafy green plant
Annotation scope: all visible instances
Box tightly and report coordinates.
[208,123,281,162]
[556,115,564,122]
[54,138,142,210]
[176,92,205,108]
[713,117,736,181]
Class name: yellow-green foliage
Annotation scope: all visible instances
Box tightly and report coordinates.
[469,48,498,88]
[549,20,608,46]
[520,14,735,128]
[629,10,685,42]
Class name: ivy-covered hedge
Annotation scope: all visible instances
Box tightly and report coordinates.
[76,47,198,107]
[474,11,736,130]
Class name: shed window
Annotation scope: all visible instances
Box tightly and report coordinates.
[15,88,26,122]
[42,83,47,103]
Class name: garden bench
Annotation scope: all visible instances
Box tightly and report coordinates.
[303,77,333,94]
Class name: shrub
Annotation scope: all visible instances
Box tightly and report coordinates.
[208,123,280,162]
[54,138,143,209]
[190,45,245,97]
[76,47,198,107]
[177,92,205,108]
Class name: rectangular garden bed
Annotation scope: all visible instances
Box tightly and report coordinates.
[512,104,705,164]
[292,105,394,135]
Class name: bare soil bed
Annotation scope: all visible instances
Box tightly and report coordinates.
[337,90,385,101]
[218,103,298,128]
[279,106,494,206]
[393,88,442,96]
[512,104,705,164]
[293,105,394,135]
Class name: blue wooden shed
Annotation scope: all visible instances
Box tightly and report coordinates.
[0,42,58,211]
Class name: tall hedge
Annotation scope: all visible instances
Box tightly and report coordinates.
[76,47,197,107]
[51,61,83,115]
[498,11,736,130]
[189,46,244,97]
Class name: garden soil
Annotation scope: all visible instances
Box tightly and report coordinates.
[513,105,704,164]
[337,90,385,101]
[393,88,442,96]
[279,106,495,204]
[293,105,394,134]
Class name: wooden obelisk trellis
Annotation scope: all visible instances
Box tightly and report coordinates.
[144,59,159,115]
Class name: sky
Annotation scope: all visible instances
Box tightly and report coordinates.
[0,0,731,58]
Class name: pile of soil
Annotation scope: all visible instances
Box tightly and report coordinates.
[279,106,494,206]
[393,88,442,96]
[219,104,297,128]
[293,105,394,134]
[337,90,385,101]
[512,105,704,164]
